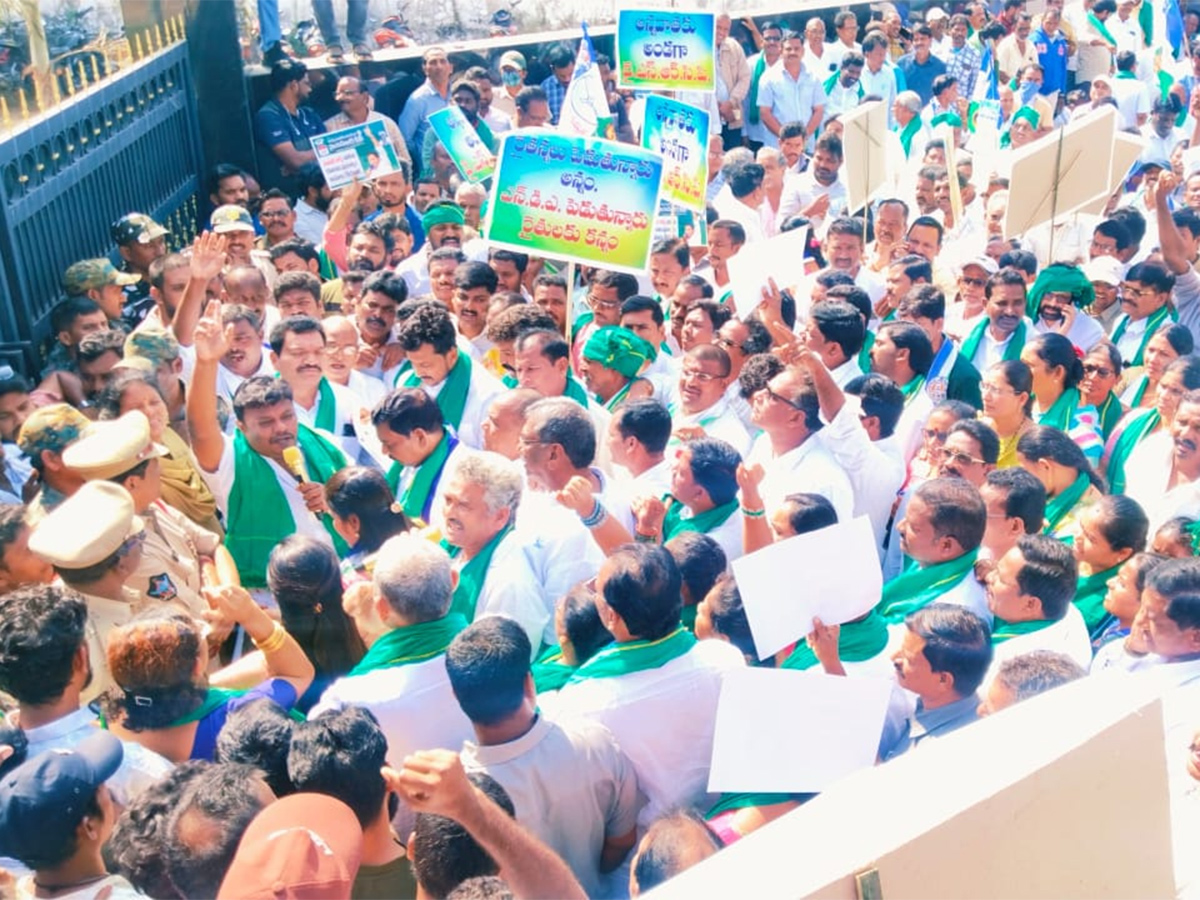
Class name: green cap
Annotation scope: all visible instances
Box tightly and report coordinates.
[124,327,180,366]
[422,202,466,231]
[62,259,140,295]
[583,326,657,378]
[17,403,91,461]
[111,213,169,246]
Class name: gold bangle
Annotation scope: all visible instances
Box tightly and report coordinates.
[252,622,287,654]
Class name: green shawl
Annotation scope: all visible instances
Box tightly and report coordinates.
[991,615,1055,642]
[747,52,769,125]
[877,550,979,622]
[899,375,927,404]
[1074,566,1119,640]
[1106,408,1159,495]
[349,614,468,677]
[441,522,515,621]
[168,688,246,727]
[314,376,337,434]
[899,114,922,158]
[227,426,347,587]
[1127,374,1150,409]
[662,497,739,541]
[566,626,696,683]
[1088,10,1118,46]
[403,352,473,432]
[563,372,591,408]
[1096,391,1123,439]
[960,316,1025,368]
[706,791,806,818]
[780,611,889,670]
[1111,305,1174,367]
[1037,386,1083,432]
[388,431,456,523]
[531,646,576,693]
[1043,472,1091,537]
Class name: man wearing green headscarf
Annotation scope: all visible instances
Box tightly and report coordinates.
[395,200,467,299]
[580,326,657,413]
[1027,262,1107,353]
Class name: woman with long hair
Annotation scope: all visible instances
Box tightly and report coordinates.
[1017,425,1106,541]
[980,360,1036,468]
[1105,357,1200,495]
[1078,341,1124,439]
[324,466,412,573]
[1019,333,1103,463]
[102,590,314,762]
[96,369,222,534]
[267,536,367,711]
[1071,494,1148,641]
[1118,323,1194,410]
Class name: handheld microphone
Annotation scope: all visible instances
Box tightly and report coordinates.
[281,446,308,484]
[281,446,322,521]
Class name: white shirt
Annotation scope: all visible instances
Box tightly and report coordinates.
[546,639,745,829]
[965,316,1034,371]
[747,431,856,521]
[722,379,755,432]
[342,369,388,409]
[311,651,474,777]
[461,717,640,898]
[1110,75,1152,131]
[178,345,276,404]
[778,170,848,238]
[981,604,1093,693]
[627,458,673,502]
[894,384,935,465]
[294,199,329,247]
[669,397,752,458]
[7,707,172,806]
[1112,312,1160,365]
[829,356,864,388]
[417,360,504,450]
[1034,312,1106,353]
[394,438,463,531]
[713,189,769,244]
[462,527,554,651]
[516,488,605,618]
[196,432,340,551]
[819,400,906,556]
[293,380,368,464]
[1125,431,1200,533]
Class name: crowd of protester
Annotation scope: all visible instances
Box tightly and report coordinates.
[4,0,1200,896]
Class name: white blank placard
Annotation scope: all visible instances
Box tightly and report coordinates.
[725,225,808,314]
[708,667,894,794]
[731,515,882,660]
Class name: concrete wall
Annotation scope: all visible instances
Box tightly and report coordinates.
[651,675,1176,900]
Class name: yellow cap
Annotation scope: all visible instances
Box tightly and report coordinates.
[62,411,168,481]
[28,481,144,569]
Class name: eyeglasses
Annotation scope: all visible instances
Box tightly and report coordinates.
[980,383,1016,396]
[681,367,722,383]
[517,436,552,450]
[1119,286,1160,300]
[713,336,738,350]
[260,209,291,219]
[325,344,359,357]
[764,386,806,409]
[588,293,622,310]
[936,448,988,466]
[764,35,783,42]
[1082,363,1114,377]
[923,428,950,442]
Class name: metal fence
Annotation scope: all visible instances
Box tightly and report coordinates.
[0,40,203,375]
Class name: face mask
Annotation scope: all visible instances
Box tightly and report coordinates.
[501,70,522,88]
[1018,80,1039,105]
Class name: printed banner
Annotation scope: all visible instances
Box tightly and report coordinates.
[485,132,664,274]
[616,9,715,92]
[426,106,496,183]
[641,95,709,209]
[311,121,402,191]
